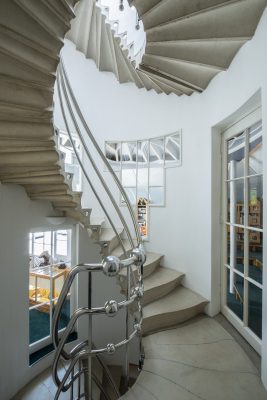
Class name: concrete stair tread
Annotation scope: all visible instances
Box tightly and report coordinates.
[89,217,105,227]
[144,267,184,291]
[143,286,208,318]
[112,239,133,258]
[119,252,163,278]
[98,227,123,243]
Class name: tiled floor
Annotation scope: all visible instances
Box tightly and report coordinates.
[13,316,267,400]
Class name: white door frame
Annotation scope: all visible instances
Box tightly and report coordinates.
[221,106,263,354]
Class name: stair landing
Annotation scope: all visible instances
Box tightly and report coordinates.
[13,316,267,400]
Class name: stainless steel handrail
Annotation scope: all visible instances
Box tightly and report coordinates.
[58,63,135,251]
[60,59,142,246]
[54,318,142,395]
[56,71,128,257]
[54,55,146,399]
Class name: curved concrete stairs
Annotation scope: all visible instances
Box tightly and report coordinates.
[69,0,267,96]
[118,250,208,336]
[3,1,265,399]
[0,0,121,248]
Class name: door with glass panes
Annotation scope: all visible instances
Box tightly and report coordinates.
[221,108,263,354]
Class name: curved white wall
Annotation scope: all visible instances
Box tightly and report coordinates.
[55,7,267,387]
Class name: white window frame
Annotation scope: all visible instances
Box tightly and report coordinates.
[29,228,75,355]
[104,131,182,208]
[221,107,263,354]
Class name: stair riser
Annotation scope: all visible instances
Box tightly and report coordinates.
[0,0,62,53]
[14,0,69,40]
[146,2,266,42]
[0,105,53,123]
[142,276,184,306]
[0,151,58,167]
[0,31,58,73]
[118,257,162,291]
[0,121,53,139]
[0,80,52,110]
[142,302,207,335]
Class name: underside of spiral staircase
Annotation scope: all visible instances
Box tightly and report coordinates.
[2,1,267,399]
[68,0,267,96]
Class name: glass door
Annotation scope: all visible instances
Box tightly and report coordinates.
[221,108,263,354]
[29,229,72,354]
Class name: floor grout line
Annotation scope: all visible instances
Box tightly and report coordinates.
[142,369,207,400]
[145,356,259,375]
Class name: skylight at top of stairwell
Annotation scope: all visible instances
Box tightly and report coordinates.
[98,0,146,66]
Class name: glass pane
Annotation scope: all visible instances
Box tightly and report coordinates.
[248,283,262,339]
[227,226,244,273]
[226,268,244,321]
[249,230,263,284]
[33,232,44,256]
[249,121,262,175]
[137,168,149,202]
[227,131,245,179]
[105,142,121,164]
[56,230,68,258]
[121,142,137,165]
[227,180,244,225]
[248,175,263,229]
[137,141,149,164]
[165,133,181,164]
[149,167,164,187]
[149,187,164,206]
[29,303,51,344]
[122,168,137,188]
[149,137,164,165]
[52,297,70,331]
[122,187,136,205]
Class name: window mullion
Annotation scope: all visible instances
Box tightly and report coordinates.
[243,129,249,326]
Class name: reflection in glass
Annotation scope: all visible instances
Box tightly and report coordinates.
[121,142,137,164]
[29,304,51,344]
[122,187,136,205]
[149,187,164,206]
[227,179,244,225]
[165,133,181,164]
[227,131,245,179]
[121,168,137,188]
[105,142,121,171]
[149,167,164,187]
[249,121,262,175]
[137,168,149,201]
[249,230,263,284]
[249,175,263,229]
[248,282,262,339]
[137,141,149,164]
[149,137,164,164]
[227,226,244,273]
[227,268,243,321]
[121,169,137,205]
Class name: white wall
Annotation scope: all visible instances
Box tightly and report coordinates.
[55,7,267,387]
[0,184,78,400]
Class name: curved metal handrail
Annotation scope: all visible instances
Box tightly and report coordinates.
[58,63,134,251]
[54,317,142,395]
[56,71,128,258]
[60,58,142,246]
[54,55,146,399]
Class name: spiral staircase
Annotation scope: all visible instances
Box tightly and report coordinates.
[68,0,267,96]
[1,0,267,399]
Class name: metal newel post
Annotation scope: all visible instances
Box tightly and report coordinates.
[88,271,93,399]
[125,265,130,389]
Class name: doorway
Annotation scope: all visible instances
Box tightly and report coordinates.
[221,108,263,354]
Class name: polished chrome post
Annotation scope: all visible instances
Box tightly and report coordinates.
[125,264,130,390]
[88,271,93,400]
[78,359,81,400]
[70,367,74,400]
